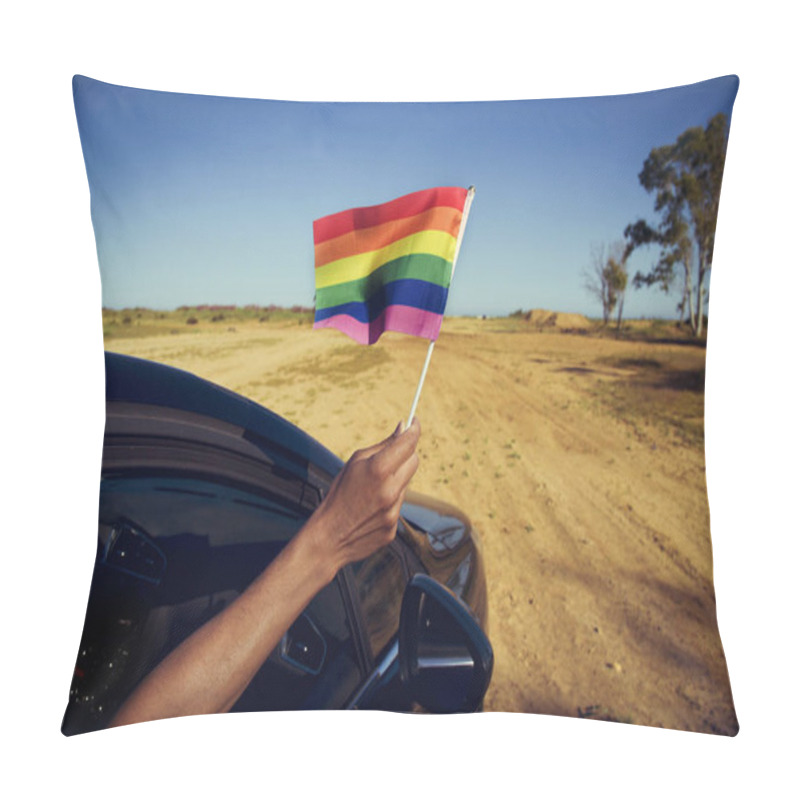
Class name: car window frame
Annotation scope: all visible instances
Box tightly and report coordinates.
[96,402,379,705]
[99,398,432,711]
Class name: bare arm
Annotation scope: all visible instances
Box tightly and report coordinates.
[109,418,421,728]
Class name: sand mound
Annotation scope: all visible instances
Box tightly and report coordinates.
[524,309,591,329]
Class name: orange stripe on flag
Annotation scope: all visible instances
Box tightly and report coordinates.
[314,205,463,268]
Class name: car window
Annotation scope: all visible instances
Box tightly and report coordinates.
[63,472,361,734]
[350,546,407,659]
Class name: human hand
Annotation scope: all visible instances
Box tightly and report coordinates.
[303,418,421,579]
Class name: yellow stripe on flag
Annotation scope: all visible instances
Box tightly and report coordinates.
[314,229,458,289]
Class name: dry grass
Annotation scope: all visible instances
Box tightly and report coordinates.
[103,310,736,734]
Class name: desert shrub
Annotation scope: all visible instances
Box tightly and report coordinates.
[186,317,198,325]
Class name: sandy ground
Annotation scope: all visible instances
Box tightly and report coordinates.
[107,317,737,734]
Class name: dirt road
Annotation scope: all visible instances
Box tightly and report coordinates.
[107,317,737,734]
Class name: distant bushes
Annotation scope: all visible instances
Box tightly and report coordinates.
[102,305,314,337]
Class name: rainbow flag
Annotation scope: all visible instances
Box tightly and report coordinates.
[313,186,470,345]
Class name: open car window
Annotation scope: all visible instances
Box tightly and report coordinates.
[63,416,361,734]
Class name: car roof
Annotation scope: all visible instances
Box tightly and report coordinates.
[104,352,343,481]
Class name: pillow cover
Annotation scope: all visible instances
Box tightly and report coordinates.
[64,74,739,735]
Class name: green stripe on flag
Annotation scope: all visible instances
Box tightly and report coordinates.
[315,253,452,310]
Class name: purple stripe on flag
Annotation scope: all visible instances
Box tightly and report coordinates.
[313,306,444,345]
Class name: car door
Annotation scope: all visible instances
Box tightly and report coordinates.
[63,400,373,733]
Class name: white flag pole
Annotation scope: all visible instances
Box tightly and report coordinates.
[405,186,475,429]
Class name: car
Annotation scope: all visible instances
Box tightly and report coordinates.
[62,352,492,734]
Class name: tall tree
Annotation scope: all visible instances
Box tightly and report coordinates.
[625,113,730,337]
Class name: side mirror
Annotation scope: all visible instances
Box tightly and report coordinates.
[399,573,493,713]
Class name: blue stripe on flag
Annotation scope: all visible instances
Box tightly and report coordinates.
[314,279,449,324]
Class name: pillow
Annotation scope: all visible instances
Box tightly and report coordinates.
[64,74,739,735]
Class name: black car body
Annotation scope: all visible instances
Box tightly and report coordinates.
[62,353,490,734]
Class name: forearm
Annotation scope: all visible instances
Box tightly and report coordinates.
[109,518,335,727]
[108,418,420,729]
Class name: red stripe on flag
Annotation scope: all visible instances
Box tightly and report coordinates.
[313,186,468,245]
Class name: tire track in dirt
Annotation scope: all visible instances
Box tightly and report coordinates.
[109,319,737,734]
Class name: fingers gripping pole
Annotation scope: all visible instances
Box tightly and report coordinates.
[405,339,436,430]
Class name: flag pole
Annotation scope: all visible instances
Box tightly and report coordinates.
[405,186,475,429]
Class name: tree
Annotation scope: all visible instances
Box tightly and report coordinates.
[625,113,730,337]
[584,241,629,327]
[607,255,628,332]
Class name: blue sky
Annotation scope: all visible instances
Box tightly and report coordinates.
[74,75,738,319]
